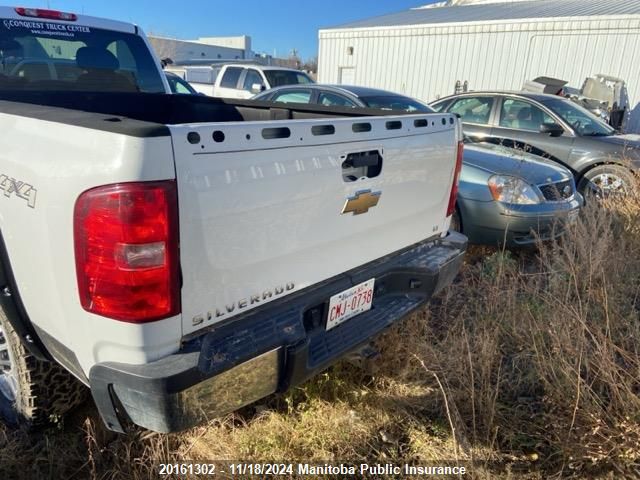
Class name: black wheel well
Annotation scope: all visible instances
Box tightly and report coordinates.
[0,230,51,361]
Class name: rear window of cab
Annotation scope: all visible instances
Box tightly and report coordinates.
[0,18,165,92]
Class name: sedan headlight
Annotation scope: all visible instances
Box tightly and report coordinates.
[487,175,542,205]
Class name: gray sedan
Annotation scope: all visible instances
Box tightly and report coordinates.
[459,140,582,247]
[254,85,583,247]
[430,91,640,196]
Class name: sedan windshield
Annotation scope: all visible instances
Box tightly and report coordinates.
[166,73,198,95]
[359,95,434,112]
[263,70,313,88]
[541,97,615,137]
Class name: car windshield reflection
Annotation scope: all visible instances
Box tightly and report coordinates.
[541,97,615,137]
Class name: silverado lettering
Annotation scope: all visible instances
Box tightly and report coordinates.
[202,282,296,323]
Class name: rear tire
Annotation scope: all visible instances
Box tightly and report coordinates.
[577,164,635,199]
[0,309,87,428]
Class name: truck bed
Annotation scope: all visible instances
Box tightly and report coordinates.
[0,91,420,132]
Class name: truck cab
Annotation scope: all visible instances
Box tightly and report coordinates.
[172,63,314,98]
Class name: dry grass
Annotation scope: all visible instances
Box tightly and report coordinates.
[386,194,640,478]
[1,188,640,479]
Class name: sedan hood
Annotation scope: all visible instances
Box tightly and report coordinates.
[595,133,640,149]
[463,142,572,185]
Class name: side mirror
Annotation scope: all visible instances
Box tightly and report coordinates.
[251,83,266,94]
[540,122,564,137]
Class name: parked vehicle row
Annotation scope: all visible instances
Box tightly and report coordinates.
[167,65,639,203]
[431,91,640,197]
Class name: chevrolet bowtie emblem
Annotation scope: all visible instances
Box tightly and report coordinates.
[341,189,381,215]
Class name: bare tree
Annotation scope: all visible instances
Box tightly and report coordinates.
[303,56,318,74]
[288,49,302,69]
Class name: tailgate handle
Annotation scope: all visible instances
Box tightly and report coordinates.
[344,150,382,168]
[341,150,383,182]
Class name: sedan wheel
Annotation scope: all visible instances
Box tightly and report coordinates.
[591,173,625,193]
[578,165,634,199]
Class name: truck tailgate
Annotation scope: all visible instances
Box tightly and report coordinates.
[169,114,459,335]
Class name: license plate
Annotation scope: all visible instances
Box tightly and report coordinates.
[326,279,375,331]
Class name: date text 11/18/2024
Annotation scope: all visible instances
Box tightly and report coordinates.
[158,462,468,476]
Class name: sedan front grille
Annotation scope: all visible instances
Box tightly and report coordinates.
[539,180,574,202]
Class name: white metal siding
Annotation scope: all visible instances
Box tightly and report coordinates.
[319,17,640,132]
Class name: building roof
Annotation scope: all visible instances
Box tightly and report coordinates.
[325,0,640,30]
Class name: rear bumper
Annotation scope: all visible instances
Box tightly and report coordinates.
[89,232,467,433]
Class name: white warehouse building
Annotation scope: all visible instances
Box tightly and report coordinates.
[318,0,640,132]
[148,36,250,63]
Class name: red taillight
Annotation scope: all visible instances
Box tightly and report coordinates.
[15,7,77,21]
[446,140,464,217]
[74,181,180,323]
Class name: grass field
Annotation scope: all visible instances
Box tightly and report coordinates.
[1,190,639,479]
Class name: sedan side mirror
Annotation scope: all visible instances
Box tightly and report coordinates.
[540,122,564,137]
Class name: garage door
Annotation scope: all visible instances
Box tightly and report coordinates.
[339,67,355,85]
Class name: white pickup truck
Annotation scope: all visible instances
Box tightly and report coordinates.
[168,63,314,99]
[0,6,466,433]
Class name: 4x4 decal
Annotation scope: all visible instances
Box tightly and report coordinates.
[0,174,37,208]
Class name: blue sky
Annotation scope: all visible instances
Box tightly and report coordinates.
[13,0,435,59]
